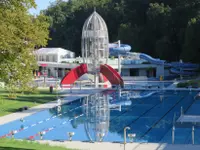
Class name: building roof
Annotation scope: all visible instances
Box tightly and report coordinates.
[34,48,74,55]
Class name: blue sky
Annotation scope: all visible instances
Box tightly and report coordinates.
[29,0,55,15]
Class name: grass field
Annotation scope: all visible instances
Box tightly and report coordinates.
[0,88,57,117]
[0,139,73,150]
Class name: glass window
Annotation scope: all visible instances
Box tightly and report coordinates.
[46,55,49,62]
[53,55,56,62]
[39,55,42,61]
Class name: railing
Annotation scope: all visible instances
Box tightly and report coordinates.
[172,105,199,145]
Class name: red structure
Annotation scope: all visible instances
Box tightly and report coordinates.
[61,64,124,88]
[61,64,87,85]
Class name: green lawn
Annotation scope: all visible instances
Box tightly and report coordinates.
[0,139,73,150]
[0,88,57,116]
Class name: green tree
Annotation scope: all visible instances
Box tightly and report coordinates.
[146,3,172,59]
[43,0,200,63]
[181,17,200,63]
[0,0,49,95]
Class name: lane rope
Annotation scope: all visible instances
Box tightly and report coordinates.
[0,104,86,139]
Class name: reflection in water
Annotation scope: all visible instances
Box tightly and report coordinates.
[83,93,110,142]
[49,89,134,142]
[83,90,132,142]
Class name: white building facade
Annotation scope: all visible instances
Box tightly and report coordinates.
[34,47,168,80]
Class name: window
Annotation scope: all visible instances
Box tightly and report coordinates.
[39,56,42,61]
[46,55,49,62]
[53,55,56,62]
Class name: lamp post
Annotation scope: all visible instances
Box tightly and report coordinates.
[97,132,105,142]
[68,132,75,141]
[124,127,130,150]
[128,133,136,143]
[11,130,17,139]
[39,131,46,140]
[172,125,175,144]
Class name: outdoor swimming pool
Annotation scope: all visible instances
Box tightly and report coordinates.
[0,90,198,144]
[124,81,173,89]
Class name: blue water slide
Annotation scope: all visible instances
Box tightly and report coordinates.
[109,43,131,55]
[139,53,165,65]
[108,43,198,75]
[170,68,197,75]
[139,53,198,75]
[170,62,199,70]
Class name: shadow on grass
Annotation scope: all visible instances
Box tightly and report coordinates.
[15,95,57,104]
[5,106,56,114]
[0,147,34,150]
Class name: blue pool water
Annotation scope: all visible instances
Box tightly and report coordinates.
[0,90,198,144]
[124,81,173,89]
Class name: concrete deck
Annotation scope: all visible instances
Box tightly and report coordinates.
[39,140,200,150]
[0,88,104,125]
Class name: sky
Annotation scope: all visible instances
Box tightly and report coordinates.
[29,0,56,15]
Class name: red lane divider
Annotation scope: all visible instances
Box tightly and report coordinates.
[0,105,86,139]
[29,128,52,140]
[28,114,84,140]
[0,128,24,139]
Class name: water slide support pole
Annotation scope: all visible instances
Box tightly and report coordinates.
[118,40,121,47]
[118,54,121,75]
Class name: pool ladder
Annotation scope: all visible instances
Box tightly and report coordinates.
[172,107,195,144]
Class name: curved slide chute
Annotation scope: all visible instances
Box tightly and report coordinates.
[108,41,198,76]
[170,68,197,76]
[61,64,88,86]
[109,43,131,56]
[139,53,198,75]
[100,64,124,87]
[139,53,165,65]
[104,64,124,85]
[61,64,124,87]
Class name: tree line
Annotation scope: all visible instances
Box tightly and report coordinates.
[0,0,49,94]
[43,0,200,63]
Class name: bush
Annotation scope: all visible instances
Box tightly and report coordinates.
[111,56,115,60]
[177,80,200,88]
[177,82,189,88]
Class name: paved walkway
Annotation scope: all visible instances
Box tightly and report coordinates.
[0,88,104,125]
[39,140,200,150]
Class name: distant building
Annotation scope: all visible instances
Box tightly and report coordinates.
[34,48,75,63]
[33,47,168,79]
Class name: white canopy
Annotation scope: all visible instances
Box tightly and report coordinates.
[34,48,73,55]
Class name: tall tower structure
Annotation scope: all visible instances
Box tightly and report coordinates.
[81,10,109,87]
[61,10,124,88]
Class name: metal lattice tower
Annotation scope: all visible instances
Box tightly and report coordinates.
[81,10,109,75]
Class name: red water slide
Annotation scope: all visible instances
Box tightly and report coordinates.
[100,64,124,87]
[61,63,124,87]
[61,64,88,85]
[104,64,124,85]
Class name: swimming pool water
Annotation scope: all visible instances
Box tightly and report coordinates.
[0,90,198,144]
[124,81,173,89]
